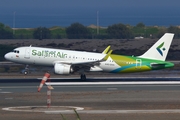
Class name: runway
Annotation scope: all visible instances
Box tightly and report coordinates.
[1,77,180,120]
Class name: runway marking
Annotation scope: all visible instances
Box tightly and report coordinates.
[75,109,180,114]
[45,81,180,86]
[0,86,36,89]
[1,84,180,91]
[2,106,84,113]
[3,106,180,114]
[107,88,118,91]
[5,98,13,100]
[38,76,180,80]
[0,92,12,94]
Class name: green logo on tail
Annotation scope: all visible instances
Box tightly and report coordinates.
[156,42,166,56]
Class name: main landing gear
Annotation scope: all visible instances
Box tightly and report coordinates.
[80,74,86,81]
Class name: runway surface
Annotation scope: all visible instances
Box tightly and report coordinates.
[1,76,180,120]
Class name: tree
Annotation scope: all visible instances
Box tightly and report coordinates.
[0,23,13,39]
[107,23,133,39]
[136,22,145,28]
[33,27,51,40]
[66,23,91,39]
[167,26,180,39]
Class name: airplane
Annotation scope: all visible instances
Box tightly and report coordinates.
[4,33,174,80]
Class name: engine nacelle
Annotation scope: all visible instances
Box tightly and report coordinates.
[54,63,73,74]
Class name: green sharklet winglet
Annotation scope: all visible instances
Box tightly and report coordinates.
[102,46,111,54]
[103,50,113,61]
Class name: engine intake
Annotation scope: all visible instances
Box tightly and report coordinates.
[54,63,73,74]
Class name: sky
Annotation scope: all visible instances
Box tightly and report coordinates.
[0,0,180,14]
[1,0,180,27]
[1,0,179,10]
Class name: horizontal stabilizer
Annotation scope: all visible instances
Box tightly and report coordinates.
[151,63,165,69]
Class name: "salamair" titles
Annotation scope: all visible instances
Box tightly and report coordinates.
[32,49,67,58]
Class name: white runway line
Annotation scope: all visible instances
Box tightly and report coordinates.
[45,109,180,114]
[5,98,13,100]
[0,92,13,94]
[3,106,180,114]
[45,81,180,86]
[38,76,180,80]
[78,109,180,114]
[0,88,12,94]
[0,86,36,89]
[2,106,84,112]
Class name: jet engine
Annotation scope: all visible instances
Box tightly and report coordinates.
[54,63,73,74]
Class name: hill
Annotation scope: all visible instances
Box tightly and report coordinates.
[1,38,180,60]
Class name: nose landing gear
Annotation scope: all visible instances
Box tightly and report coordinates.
[80,74,86,81]
[23,65,29,75]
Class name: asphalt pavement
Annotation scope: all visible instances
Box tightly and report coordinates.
[1,75,180,120]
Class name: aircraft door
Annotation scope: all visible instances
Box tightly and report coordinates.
[136,59,142,69]
[24,48,30,59]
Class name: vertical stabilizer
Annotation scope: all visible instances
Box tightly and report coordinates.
[139,33,174,61]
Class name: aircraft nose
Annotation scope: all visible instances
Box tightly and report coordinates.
[4,53,10,60]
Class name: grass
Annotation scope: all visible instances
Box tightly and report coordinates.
[61,109,81,120]
[50,26,67,39]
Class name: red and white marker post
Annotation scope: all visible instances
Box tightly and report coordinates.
[47,78,51,108]
[38,72,50,92]
[38,72,54,108]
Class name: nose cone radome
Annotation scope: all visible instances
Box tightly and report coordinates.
[4,53,10,60]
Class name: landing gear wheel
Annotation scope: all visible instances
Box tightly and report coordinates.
[24,71,28,75]
[24,65,29,75]
[80,74,86,81]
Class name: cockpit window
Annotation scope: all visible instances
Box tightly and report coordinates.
[13,50,20,53]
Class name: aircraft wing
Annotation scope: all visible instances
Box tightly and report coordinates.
[53,49,113,71]
[54,59,101,72]
[54,49,113,65]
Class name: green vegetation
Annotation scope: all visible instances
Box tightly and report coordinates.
[50,26,67,39]
[132,25,160,38]
[66,22,91,39]
[107,23,133,39]
[0,23,13,39]
[0,22,179,39]
[14,28,34,39]
[33,27,51,40]
[61,109,81,120]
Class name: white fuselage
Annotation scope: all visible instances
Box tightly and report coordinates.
[4,46,120,72]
